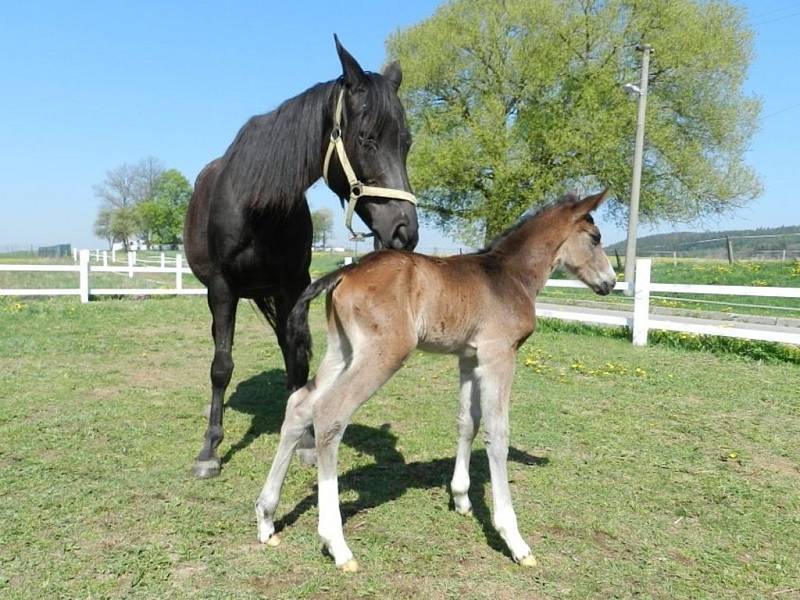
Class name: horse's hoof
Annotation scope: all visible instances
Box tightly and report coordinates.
[339,559,359,573]
[454,506,472,517]
[518,554,538,568]
[193,458,221,478]
[266,534,281,547]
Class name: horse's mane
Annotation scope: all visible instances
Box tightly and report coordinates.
[477,191,581,254]
[220,73,403,212]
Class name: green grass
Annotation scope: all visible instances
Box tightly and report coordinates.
[1,295,799,598]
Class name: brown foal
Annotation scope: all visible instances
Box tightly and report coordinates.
[255,190,616,570]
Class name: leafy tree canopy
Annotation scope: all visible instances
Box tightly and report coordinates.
[387,0,762,243]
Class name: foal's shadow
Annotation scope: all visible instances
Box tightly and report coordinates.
[222,369,550,558]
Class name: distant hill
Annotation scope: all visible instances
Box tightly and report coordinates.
[606,225,800,259]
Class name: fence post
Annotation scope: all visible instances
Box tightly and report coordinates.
[672,251,677,266]
[632,258,651,346]
[94,249,100,262]
[128,252,134,278]
[112,248,116,263]
[79,249,90,303]
[102,250,108,267]
[160,252,165,269]
[175,253,183,291]
[72,248,78,263]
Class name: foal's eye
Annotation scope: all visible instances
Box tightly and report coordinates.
[590,232,601,246]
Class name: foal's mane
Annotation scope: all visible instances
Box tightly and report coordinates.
[220,72,404,213]
[478,191,581,254]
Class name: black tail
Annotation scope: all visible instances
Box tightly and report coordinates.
[286,264,354,383]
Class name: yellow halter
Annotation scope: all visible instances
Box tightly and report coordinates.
[322,88,417,241]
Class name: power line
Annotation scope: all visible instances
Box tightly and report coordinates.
[752,10,800,26]
[751,1,800,20]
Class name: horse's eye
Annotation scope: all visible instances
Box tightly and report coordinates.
[358,133,377,149]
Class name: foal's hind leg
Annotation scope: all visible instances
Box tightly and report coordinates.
[193,277,238,478]
[255,337,348,545]
[477,347,536,566]
[451,354,481,516]
[314,350,410,571]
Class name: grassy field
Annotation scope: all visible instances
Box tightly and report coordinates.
[1,294,799,598]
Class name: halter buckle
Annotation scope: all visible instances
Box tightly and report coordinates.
[350,183,362,197]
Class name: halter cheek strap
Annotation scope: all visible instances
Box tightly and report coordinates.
[322,88,417,241]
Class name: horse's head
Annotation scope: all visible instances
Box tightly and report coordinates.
[554,190,617,295]
[326,36,419,251]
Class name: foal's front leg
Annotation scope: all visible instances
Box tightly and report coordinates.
[477,348,537,567]
[451,354,481,516]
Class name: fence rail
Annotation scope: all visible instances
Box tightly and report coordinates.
[2,256,799,347]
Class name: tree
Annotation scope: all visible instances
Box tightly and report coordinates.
[311,208,334,248]
[93,157,166,209]
[109,206,140,251]
[387,0,762,244]
[94,206,116,249]
[136,169,193,247]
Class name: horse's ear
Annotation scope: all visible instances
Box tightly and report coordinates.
[383,60,403,92]
[334,34,366,88]
[575,188,609,217]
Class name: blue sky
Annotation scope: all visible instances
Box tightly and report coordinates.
[1,1,798,252]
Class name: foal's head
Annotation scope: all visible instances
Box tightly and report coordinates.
[329,36,419,250]
[553,190,617,295]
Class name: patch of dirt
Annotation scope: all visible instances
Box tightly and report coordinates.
[750,453,800,480]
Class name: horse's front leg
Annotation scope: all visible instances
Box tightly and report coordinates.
[477,347,537,567]
[193,277,238,478]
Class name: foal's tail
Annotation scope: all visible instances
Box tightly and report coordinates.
[287,265,354,382]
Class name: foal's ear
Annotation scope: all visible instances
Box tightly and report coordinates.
[574,188,609,217]
[334,34,367,88]
[383,60,403,92]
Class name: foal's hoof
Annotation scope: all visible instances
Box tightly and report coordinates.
[518,554,538,568]
[339,559,359,573]
[265,534,281,547]
[193,458,221,478]
[296,448,317,466]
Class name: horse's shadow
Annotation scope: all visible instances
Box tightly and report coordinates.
[222,369,549,557]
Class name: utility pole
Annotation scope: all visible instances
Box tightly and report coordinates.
[624,44,653,294]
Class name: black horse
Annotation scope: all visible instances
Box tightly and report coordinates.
[183,36,419,478]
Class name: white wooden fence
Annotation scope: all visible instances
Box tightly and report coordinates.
[539,259,800,346]
[2,255,799,346]
[0,249,205,302]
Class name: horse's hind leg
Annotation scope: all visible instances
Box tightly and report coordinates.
[451,354,481,516]
[256,288,315,465]
[193,277,238,478]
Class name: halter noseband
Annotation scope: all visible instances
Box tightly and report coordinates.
[322,87,417,241]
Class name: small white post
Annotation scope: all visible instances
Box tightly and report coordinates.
[132,250,137,266]
[160,252,165,269]
[72,248,78,263]
[632,258,651,346]
[102,250,108,267]
[94,249,100,262]
[128,252,134,278]
[112,248,116,263]
[344,256,353,265]
[672,251,677,266]
[79,249,90,303]
[175,253,183,291]
[782,250,787,262]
